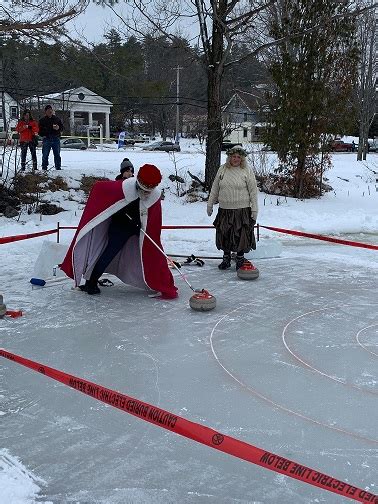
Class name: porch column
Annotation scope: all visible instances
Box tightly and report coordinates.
[69,110,75,136]
[105,112,110,139]
[88,111,93,127]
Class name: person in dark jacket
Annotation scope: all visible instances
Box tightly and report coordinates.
[15,109,39,171]
[115,158,134,180]
[38,104,63,170]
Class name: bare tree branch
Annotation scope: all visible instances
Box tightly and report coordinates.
[0,1,89,39]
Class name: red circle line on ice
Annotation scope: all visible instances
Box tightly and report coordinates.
[209,303,378,445]
[282,307,378,396]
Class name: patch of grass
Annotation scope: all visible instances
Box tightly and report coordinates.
[47,176,69,192]
[79,175,109,195]
[12,172,48,196]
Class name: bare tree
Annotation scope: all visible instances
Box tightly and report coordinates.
[0,1,89,40]
[355,0,376,161]
[97,0,378,188]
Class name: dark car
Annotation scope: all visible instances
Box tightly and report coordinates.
[60,138,87,150]
[143,141,181,152]
[368,140,378,152]
[221,140,242,151]
[330,140,353,152]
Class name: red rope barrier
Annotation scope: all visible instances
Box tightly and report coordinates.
[0,228,57,245]
[260,225,378,251]
[1,222,377,253]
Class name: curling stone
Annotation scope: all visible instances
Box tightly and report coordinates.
[237,261,259,280]
[0,294,7,318]
[189,289,216,311]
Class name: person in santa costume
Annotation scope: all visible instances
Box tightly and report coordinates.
[60,164,178,298]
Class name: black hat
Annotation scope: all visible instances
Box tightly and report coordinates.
[120,158,134,175]
[44,104,53,111]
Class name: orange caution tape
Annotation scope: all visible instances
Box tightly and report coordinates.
[1,349,376,502]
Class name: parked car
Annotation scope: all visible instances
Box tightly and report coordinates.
[368,140,378,152]
[60,138,87,150]
[0,131,19,146]
[143,141,181,152]
[124,138,136,145]
[330,140,353,152]
[132,134,149,143]
[221,140,242,151]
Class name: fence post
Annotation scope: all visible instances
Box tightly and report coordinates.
[257,223,260,242]
[57,222,60,243]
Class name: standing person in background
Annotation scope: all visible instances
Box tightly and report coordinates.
[115,158,134,180]
[38,104,63,171]
[15,109,39,171]
[207,146,258,270]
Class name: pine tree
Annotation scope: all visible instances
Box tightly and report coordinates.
[264,0,358,198]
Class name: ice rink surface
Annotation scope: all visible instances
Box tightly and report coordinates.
[1,239,377,503]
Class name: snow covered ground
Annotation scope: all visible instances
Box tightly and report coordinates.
[1,140,377,503]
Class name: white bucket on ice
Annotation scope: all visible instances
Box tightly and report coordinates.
[33,241,68,279]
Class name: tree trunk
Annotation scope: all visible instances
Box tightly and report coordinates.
[295,149,307,198]
[205,68,223,189]
[204,2,226,190]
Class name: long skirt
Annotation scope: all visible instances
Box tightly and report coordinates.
[213,207,256,253]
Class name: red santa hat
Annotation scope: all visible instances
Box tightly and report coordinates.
[137,164,162,190]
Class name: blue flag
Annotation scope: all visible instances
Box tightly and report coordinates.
[118,131,126,149]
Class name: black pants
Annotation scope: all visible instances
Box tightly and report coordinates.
[89,221,139,284]
[20,142,37,170]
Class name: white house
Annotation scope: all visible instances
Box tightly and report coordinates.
[0,93,19,132]
[222,90,266,144]
[23,86,113,139]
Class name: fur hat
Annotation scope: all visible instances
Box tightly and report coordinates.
[120,158,134,175]
[226,146,248,157]
[137,164,162,190]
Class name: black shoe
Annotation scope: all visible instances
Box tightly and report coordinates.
[236,255,245,270]
[218,255,231,270]
[79,280,101,295]
[87,285,101,295]
[55,167,61,170]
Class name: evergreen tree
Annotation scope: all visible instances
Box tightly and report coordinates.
[264,0,358,198]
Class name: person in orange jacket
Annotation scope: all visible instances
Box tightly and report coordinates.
[15,109,39,171]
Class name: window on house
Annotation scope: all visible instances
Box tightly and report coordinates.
[10,107,18,118]
[255,127,260,137]
[243,128,248,138]
[244,113,248,122]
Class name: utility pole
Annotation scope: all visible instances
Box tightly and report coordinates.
[0,52,6,177]
[0,56,6,133]
[174,65,183,143]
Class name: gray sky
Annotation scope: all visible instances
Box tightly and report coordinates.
[67,3,124,43]
[67,2,199,45]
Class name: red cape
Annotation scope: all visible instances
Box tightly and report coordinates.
[60,179,178,299]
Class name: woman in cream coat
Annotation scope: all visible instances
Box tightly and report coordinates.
[207,146,258,270]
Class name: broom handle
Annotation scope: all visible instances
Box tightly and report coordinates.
[124,212,197,292]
